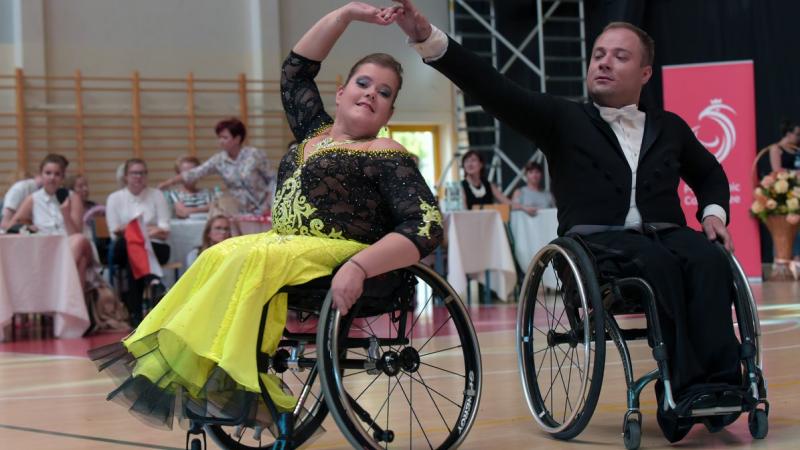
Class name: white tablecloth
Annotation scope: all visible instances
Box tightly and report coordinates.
[164,218,206,284]
[510,208,559,288]
[446,210,517,301]
[0,234,90,340]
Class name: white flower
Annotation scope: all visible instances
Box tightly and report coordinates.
[766,199,778,210]
[787,197,800,211]
[774,179,789,194]
[751,201,765,214]
[777,171,790,180]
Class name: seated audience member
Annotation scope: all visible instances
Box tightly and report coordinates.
[65,174,97,210]
[106,158,171,325]
[460,149,512,210]
[9,154,94,288]
[185,214,235,268]
[1,171,42,230]
[166,155,212,219]
[66,174,111,264]
[768,119,800,172]
[512,161,555,216]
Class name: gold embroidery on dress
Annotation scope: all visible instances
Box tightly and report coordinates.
[272,167,343,239]
[417,198,443,238]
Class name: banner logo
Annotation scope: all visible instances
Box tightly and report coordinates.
[691,98,737,163]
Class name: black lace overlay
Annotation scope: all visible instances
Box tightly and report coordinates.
[281,51,333,142]
[276,52,443,257]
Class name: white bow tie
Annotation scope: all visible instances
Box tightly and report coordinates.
[598,104,641,123]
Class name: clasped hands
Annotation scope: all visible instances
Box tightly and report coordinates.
[339,1,432,42]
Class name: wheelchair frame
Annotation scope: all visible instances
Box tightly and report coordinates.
[184,262,482,450]
[516,236,768,449]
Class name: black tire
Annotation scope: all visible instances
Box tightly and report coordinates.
[318,264,482,449]
[623,419,641,450]
[516,237,606,440]
[748,409,768,439]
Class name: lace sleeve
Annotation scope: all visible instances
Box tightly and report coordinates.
[280,51,334,142]
[371,154,444,258]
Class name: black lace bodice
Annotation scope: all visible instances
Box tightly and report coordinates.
[277,51,443,257]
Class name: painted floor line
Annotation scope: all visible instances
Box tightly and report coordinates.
[0,423,183,450]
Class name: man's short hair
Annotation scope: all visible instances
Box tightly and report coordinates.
[601,22,655,67]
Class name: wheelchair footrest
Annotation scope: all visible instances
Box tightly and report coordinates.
[673,385,756,419]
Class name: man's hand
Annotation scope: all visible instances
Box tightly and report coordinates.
[393,0,432,42]
[702,215,734,252]
[330,260,367,316]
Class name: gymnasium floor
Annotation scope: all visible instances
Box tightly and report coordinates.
[1,281,798,449]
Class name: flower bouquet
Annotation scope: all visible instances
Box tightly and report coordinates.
[751,170,800,280]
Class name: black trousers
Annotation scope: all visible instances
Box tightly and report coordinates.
[112,238,170,322]
[580,227,741,396]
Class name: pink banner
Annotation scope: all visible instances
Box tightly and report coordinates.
[662,60,761,277]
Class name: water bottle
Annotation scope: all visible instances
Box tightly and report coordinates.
[445,181,462,212]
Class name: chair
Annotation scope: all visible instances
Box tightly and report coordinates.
[186,263,483,450]
[515,236,768,449]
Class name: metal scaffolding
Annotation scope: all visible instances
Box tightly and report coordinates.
[439,0,587,194]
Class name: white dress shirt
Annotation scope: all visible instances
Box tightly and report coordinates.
[31,188,66,235]
[106,187,170,242]
[410,26,726,227]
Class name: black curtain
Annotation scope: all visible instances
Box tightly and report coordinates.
[585,0,800,151]
[585,0,800,263]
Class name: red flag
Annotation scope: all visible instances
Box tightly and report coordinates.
[124,217,163,280]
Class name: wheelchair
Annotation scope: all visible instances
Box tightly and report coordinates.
[515,236,768,450]
[184,262,482,450]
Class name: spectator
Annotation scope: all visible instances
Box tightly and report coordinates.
[768,119,800,172]
[512,161,555,216]
[9,154,94,288]
[460,149,511,210]
[65,174,97,210]
[185,215,235,267]
[158,118,275,215]
[165,155,212,219]
[1,171,43,230]
[106,158,171,325]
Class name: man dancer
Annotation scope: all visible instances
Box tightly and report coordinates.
[391,0,742,441]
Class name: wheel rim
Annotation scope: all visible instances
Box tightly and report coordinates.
[321,265,481,449]
[517,244,597,434]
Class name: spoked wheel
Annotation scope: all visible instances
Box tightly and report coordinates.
[207,331,329,449]
[318,263,482,449]
[721,244,767,402]
[516,237,606,440]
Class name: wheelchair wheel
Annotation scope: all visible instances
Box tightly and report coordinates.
[317,263,482,449]
[207,344,329,449]
[516,237,606,440]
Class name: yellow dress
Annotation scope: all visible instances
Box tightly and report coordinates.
[92,52,445,431]
[135,232,364,403]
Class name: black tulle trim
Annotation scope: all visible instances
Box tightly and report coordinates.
[89,336,284,435]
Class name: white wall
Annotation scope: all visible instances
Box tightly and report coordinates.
[43,0,255,77]
[2,0,458,193]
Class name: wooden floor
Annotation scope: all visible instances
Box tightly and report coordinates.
[1,280,798,449]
